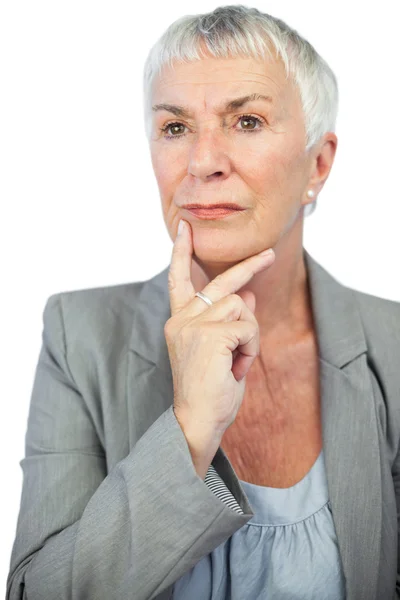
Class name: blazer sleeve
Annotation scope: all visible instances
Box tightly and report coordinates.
[393,441,400,598]
[6,294,252,600]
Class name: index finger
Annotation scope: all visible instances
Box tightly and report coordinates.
[168,219,195,316]
[200,247,275,305]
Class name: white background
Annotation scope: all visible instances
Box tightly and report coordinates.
[1,0,399,594]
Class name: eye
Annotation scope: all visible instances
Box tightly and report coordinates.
[237,114,264,132]
[159,113,265,139]
[160,122,187,138]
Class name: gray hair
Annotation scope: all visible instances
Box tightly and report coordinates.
[142,5,339,217]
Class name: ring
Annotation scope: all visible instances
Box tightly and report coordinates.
[195,291,213,306]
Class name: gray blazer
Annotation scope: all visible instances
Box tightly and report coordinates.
[6,248,400,600]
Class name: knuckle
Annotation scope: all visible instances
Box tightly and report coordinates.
[226,293,244,317]
[164,318,176,338]
[230,293,243,305]
[167,270,178,291]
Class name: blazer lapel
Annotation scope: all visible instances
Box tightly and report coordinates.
[304,249,382,600]
[126,248,382,600]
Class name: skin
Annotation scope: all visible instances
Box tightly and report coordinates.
[149,48,338,350]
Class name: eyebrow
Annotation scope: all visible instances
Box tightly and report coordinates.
[151,93,273,118]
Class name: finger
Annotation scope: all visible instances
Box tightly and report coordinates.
[195,249,275,308]
[230,291,256,363]
[189,288,257,327]
[232,347,257,382]
[214,320,259,381]
[168,220,195,316]
[194,294,260,359]
[236,289,256,315]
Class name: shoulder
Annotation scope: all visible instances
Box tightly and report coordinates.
[43,280,145,349]
[350,288,400,418]
[40,277,157,386]
[49,279,145,328]
[351,287,400,342]
[38,278,160,425]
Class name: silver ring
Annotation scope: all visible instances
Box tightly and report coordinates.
[195,291,213,306]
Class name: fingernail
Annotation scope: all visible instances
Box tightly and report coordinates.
[259,248,274,258]
[178,220,185,236]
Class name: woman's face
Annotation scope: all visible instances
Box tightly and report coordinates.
[149,53,317,269]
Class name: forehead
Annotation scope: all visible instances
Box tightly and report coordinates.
[151,54,297,116]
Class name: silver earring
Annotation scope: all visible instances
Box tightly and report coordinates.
[307,190,315,198]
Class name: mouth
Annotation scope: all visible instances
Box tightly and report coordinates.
[182,204,246,220]
[185,207,244,220]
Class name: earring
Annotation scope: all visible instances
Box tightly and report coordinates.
[307,190,315,198]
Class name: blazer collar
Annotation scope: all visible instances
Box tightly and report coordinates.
[127,247,382,600]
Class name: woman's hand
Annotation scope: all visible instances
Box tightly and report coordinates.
[165,219,275,437]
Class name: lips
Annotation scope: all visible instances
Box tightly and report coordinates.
[185,207,244,220]
[183,203,244,210]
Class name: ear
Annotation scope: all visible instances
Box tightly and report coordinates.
[304,132,338,203]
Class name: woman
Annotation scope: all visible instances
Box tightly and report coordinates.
[6,5,400,600]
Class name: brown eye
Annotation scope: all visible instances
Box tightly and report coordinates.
[238,115,262,130]
[163,123,186,136]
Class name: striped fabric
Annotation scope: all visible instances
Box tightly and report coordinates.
[204,464,245,515]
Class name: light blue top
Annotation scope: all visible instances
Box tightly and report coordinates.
[172,449,346,599]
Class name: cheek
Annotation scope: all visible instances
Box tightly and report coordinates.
[238,151,286,191]
[243,145,305,193]
[234,135,285,183]
[150,150,184,225]
[150,149,178,195]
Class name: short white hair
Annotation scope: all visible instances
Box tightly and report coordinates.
[143,5,339,217]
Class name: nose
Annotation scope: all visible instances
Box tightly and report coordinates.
[188,129,232,182]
